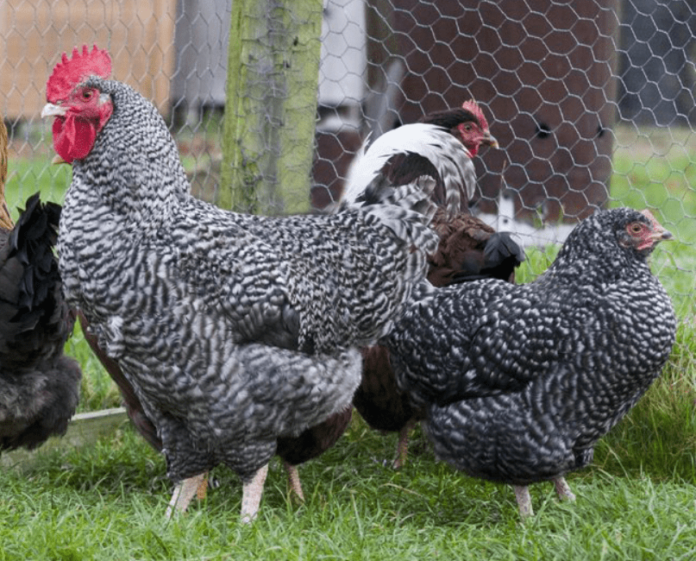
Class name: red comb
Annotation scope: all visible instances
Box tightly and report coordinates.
[46,45,112,103]
[462,99,489,132]
[639,209,662,230]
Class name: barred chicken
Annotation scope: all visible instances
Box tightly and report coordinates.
[41,46,439,522]
[385,207,676,515]
[0,117,81,452]
[346,102,523,468]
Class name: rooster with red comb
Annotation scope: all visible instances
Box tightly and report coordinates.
[42,45,441,523]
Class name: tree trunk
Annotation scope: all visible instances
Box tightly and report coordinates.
[220,0,323,213]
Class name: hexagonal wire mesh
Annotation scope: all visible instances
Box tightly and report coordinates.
[0,0,694,309]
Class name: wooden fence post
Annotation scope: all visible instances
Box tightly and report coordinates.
[220,0,323,213]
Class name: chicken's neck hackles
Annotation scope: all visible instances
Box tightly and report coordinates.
[70,77,189,227]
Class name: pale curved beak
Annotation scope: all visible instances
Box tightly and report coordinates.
[41,103,66,119]
[42,104,68,164]
[483,132,498,149]
[640,209,673,244]
[651,228,673,243]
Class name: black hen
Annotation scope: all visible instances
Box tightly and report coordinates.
[0,193,81,451]
[385,207,676,516]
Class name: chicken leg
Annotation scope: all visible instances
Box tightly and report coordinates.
[284,461,305,502]
[553,476,576,502]
[166,473,209,519]
[512,476,576,517]
[513,485,534,517]
[393,417,418,469]
[241,464,269,524]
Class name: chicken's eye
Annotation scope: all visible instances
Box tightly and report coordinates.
[629,223,643,234]
[81,89,94,101]
[463,124,472,132]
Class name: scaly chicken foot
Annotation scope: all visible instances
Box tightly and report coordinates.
[553,476,576,502]
[241,464,269,524]
[393,417,417,470]
[512,477,576,518]
[512,485,533,517]
[165,472,209,519]
[284,461,305,502]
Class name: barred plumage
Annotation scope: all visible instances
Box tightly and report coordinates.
[44,49,438,521]
[385,207,676,516]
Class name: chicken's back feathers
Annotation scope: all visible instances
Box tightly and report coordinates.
[427,209,524,286]
[386,207,676,483]
[0,193,80,451]
[343,123,475,216]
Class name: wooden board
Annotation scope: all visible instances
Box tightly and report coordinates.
[0,0,177,120]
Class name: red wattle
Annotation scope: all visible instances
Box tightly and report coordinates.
[52,116,98,163]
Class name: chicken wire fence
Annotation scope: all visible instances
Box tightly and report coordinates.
[1,0,695,306]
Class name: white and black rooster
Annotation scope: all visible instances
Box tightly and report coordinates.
[41,46,439,522]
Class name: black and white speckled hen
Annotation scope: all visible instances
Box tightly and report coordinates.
[345,102,524,468]
[0,117,81,452]
[385,207,676,516]
[41,45,439,522]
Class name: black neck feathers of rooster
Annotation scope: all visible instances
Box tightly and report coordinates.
[419,107,480,131]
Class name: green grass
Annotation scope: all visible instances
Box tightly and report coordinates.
[1,412,695,560]
[2,126,696,559]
